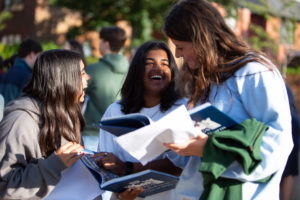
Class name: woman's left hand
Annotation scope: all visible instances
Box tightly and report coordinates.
[163,126,208,157]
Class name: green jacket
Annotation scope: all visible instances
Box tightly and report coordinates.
[83,54,129,136]
[199,118,269,200]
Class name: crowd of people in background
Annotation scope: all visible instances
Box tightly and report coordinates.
[83,26,129,151]
[0,38,42,104]
[0,0,298,200]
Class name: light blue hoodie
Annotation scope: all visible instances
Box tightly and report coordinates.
[174,59,293,200]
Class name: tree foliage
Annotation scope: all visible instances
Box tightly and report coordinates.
[50,0,177,47]
[50,0,240,47]
[0,11,12,31]
[50,0,298,54]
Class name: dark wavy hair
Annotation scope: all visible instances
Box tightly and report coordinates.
[164,0,272,107]
[120,41,181,114]
[23,49,85,156]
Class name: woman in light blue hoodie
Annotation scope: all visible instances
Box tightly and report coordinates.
[163,0,293,200]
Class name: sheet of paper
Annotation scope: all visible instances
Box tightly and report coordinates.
[46,159,103,200]
[115,105,197,165]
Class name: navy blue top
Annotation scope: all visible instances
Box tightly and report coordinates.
[0,58,32,104]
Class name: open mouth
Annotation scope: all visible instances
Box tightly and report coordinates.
[81,87,87,96]
[150,75,162,80]
[83,85,88,91]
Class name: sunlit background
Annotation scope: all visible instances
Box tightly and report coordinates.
[0,1,299,199]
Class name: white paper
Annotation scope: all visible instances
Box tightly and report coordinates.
[46,159,103,200]
[115,105,197,165]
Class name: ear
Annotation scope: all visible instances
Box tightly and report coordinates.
[103,41,112,54]
[23,52,34,63]
[25,52,39,68]
[104,41,110,50]
[28,52,36,59]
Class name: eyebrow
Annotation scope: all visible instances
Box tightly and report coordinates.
[145,58,169,62]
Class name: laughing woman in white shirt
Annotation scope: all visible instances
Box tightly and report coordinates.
[94,41,188,200]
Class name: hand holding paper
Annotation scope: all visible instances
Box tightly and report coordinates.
[163,126,208,157]
[115,106,198,165]
[114,103,237,165]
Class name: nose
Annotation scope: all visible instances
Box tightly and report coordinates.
[152,62,166,71]
[152,62,160,69]
[86,73,90,81]
[84,73,90,88]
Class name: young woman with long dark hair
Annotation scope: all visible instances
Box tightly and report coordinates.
[95,41,187,200]
[0,49,89,199]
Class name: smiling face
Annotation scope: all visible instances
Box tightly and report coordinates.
[143,49,172,98]
[79,60,90,102]
[171,39,199,71]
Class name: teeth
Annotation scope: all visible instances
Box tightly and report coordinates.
[151,75,162,80]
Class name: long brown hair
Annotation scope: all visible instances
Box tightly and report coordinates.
[164,0,272,107]
[23,50,85,156]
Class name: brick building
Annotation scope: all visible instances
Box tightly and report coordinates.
[0,0,300,63]
[0,0,82,44]
[0,0,132,58]
[236,0,300,67]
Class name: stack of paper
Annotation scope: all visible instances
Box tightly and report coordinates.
[115,105,197,165]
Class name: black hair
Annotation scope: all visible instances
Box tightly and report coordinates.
[18,38,43,58]
[120,41,181,114]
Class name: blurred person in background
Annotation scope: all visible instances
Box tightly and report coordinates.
[1,54,18,72]
[82,26,129,151]
[63,39,87,67]
[280,85,300,200]
[0,38,42,105]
